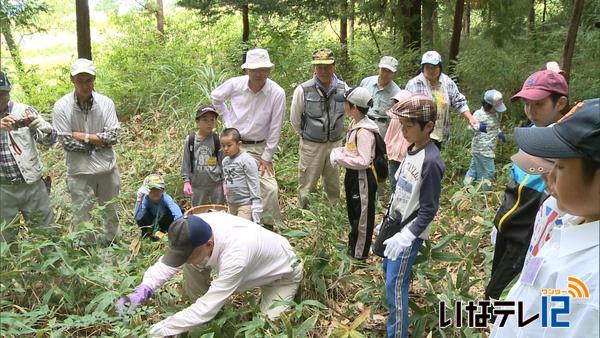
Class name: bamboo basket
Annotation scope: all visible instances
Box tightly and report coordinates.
[184,204,229,216]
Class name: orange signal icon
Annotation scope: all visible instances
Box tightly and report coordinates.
[567,277,590,299]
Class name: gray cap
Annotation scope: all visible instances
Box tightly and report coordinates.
[163,215,213,267]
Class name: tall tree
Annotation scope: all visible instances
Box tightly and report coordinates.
[561,0,585,82]
[340,0,348,66]
[422,0,436,48]
[75,0,92,59]
[156,0,165,42]
[401,0,422,49]
[448,0,464,73]
[527,0,535,36]
[0,0,49,74]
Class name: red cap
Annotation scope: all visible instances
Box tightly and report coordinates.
[511,70,568,102]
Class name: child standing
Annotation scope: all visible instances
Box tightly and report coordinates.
[486,69,569,301]
[491,98,599,336]
[463,89,507,190]
[220,128,262,223]
[374,94,445,338]
[181,104,224,206]
[330,87,379,260]
[134,174,183,240]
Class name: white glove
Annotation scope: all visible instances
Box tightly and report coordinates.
[251,202,263,224]
[490,227,498,246]
[148,318,171,337]
[28,115,53,133]
[329,150,338,167]
[383,229,416,260]
[374,223,382,236]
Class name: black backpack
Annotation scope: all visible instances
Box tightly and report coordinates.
[188,132,220,173]
[354,128,388,183]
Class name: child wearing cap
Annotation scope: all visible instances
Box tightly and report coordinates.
[220,128,262,223]
[181,104,224,207]
[463,89,507,190]
[330,87,380,260]
[486,68,570,301]
[134,173,184,240]
[372,94,445,338]
[491,98,600,336]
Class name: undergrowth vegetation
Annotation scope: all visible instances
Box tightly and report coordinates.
[1,5,599,338]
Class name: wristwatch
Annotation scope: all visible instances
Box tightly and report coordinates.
[84,133,90,143]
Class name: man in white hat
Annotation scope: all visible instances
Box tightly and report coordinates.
[211,48,285,229]
[52,58,121,245]
[359,56,401,139]
[290,48,349,209]
[0,71,56,241]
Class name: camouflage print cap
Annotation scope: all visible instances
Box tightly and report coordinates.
[311,48,335,65]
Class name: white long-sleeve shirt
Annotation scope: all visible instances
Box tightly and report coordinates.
[491,219,599,337]
[211,75,286,162]
[142,212,298,336]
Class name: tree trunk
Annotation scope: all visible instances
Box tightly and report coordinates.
[422,0,436,49]
[0,19,25,75]
[561,0,584,82]
[340,0,348,66]
[156,0,165,43]
[527,0,535,36]
[75,0,92,60]
[402,0,422,49]
[364,11,382,55]
[241,3,249,65]
[349,0,355,44]
[448,0,464,74]
[542,0,547,22]
[486,1,492,28]
[463,0,470,36]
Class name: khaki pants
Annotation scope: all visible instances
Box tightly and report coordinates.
[0,179,54,243]
[298,139,341,208]
[228,204,252,221]
[240,143,281,225]
[183,261,303,319]
[66,168,121,242]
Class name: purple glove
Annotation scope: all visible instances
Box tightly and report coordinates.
[498,132,506,143]
[115,284,154,315]
[478,122,488,133]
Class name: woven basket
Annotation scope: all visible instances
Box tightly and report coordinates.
[184,204,229,216]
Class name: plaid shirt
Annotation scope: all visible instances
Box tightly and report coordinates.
[0,103,56,183]
[405,73,469,142]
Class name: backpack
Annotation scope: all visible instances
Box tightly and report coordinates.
[188,132,220,173]
[354,128,388,183]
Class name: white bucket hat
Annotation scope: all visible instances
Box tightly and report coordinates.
[241,49,274,69]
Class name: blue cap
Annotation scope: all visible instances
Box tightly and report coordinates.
[0,72,10,92]
[163,215,213,267]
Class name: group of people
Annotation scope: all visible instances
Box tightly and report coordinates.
[0,45,597,337]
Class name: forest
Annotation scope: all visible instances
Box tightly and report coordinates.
[1,0,599,336]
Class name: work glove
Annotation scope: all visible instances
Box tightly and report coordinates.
[490,227,498,246]
[329,150,338,168]
[498,132,506,143]
[383,229,416,261]
[183,181,193,197]
[115,284,154,315]
[28,115,53,134]
[251,202,263,224]
[148,317,174,337]
[477,122,488,133]
[374,223,382,236]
